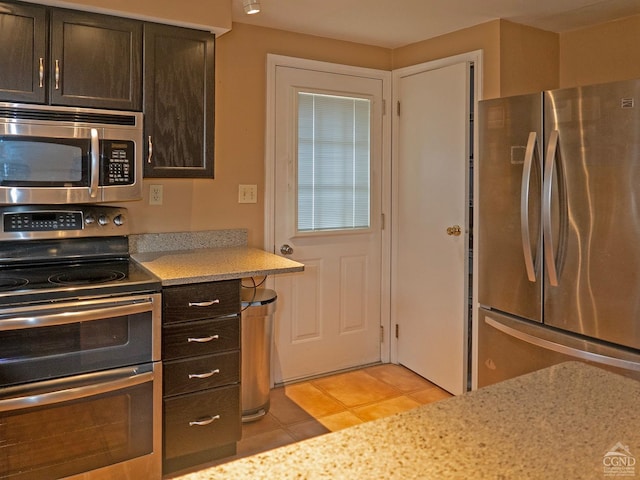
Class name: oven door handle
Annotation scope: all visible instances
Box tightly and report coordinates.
[0,298,155,331]
[0,366,154,412]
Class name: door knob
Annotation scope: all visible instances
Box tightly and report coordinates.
[280,244,294,255]
[446,225,462,236]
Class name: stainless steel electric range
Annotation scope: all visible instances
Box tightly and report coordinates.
[0,205,162,480]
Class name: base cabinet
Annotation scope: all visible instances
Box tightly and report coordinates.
[161,280,241,474]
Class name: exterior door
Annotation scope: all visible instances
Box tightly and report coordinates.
[272,64,386,384]
[393,61,470,395]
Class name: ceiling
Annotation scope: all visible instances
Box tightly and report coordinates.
[230,0,640,48]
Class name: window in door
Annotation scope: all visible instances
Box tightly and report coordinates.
[297,92,371,232]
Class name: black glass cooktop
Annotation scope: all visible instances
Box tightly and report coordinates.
[0,259,160,304]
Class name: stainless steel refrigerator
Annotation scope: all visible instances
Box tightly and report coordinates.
[477,78,640,386]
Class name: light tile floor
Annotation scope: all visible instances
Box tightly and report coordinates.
[166,363,451,478]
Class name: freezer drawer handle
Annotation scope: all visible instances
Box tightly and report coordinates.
[485,316,640,373]
[521,131,539,282]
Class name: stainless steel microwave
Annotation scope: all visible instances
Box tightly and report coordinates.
[0,102,143,205]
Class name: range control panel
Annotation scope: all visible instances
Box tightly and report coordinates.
[0,206,128,240]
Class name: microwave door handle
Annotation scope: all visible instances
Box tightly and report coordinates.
[89,128,100,199]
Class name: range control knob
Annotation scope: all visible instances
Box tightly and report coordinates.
[113,214,124,226]
[98,215,110,226]
[84,215,95,225]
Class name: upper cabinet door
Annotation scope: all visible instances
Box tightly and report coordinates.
[49,9,142,110]
[0,2,47,104]
[143,23,215,178]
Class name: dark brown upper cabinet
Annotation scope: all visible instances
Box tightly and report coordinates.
[0,1,142,110]
[0,2,47,104]
[143,23,215,178]
[49,9,142,110]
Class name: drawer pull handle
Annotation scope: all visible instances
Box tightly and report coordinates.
[188,299,220,307]
[189,415,220,427]
[187,335,219,343]
[188,369,220,379]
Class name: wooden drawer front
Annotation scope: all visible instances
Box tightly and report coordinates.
[163,316,239,360]
[163,385,240,460]
[164,351,239,397]
[163,280,240,324]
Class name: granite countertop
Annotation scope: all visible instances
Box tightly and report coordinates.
[132,246,304,285]
[175,362,640,480]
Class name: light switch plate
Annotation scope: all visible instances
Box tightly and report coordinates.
[238,184,257,203]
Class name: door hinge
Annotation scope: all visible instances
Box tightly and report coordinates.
[381,213,385,230]
[382,99,386,116]
[380,325,384,343]
[395,323,399,338]
[397,100,401,116]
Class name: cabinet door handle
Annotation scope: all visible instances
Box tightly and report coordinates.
[188,300,220,307]
[147,136,153,163]
[187,334,219,343]
[188,369,220,379]
[189,414,220,427]
[54,59,60,90]
[38,58,44,88]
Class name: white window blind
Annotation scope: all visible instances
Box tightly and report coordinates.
[297,92,371,232]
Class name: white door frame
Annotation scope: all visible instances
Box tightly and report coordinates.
[390,50,483,388]
[264,54,393,365]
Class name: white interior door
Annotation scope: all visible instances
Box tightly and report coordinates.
[271,64,386,384]
[392,61,470,395]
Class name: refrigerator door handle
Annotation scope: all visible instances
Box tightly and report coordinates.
[484,315,640,373]
[521,132,539,282]
[543,130,559,286]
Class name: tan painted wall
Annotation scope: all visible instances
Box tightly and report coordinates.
[117,23,391,247]
[559,15,640,88]
[499,20,559,97]
[392,20,502,99]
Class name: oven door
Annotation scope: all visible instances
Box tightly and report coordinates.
[0,362,162,480]
[0,293,161,387]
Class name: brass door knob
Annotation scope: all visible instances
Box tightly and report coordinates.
[446,225,462,236]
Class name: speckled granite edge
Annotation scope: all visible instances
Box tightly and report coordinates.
[128,229,247,254]
[173,362,640,480]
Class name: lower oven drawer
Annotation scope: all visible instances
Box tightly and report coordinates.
[164,351,240,397]
[0,362,161,480]
[163,384,241,461]
[163,316,240,359]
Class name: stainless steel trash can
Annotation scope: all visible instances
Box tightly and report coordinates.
[241,288,277,422]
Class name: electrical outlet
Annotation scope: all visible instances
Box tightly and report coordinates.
[149,184,163,205]
[238,184,257,203]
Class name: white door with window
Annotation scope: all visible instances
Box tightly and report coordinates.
[268,58,389,384]
[392,59,474,395]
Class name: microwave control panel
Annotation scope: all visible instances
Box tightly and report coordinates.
[101,140,135,185]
